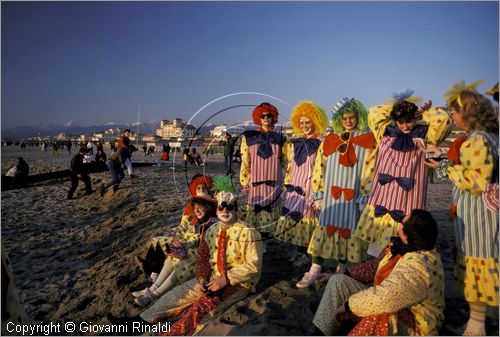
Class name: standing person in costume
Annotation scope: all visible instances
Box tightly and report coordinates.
[117,129,136,178]
[425,81,498,336]
[109,192,263,335]
[312,209,445,336]
[275,101,328,248]
[131,194,218,307]
[240,102,287,235]
[354,90,451,257]
[297,98,377,288]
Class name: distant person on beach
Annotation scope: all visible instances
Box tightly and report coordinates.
[52,142,59,155]
[42,141,48,152]
[295,98,376,288]
[133,191,263,335]
[131,194,218,307]
[100,147,125,196]
[117,129,136,178]
[66,140,72,153]
[143,144,148,155]
[67,147,93,200]
[312,209,445,336]
[5,157,29,188]
[223,132,237,175]
[273,101,327,266]
[183,148,191,168]
[240,102,287,235]
[95,142,107,170]
[425,81,499,336]
[353,90,451,257]
[191,148,202,166]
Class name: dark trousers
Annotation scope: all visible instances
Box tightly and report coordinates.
[68,172,92,198]
[104,161,124,190]
[224,155,233,174]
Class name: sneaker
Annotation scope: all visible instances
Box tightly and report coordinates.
[296,272,320,288]
[100,188,106,197]
[130,174,136,179]
[134,289,157,307]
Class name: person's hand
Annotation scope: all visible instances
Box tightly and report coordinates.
[312,199,322,212]
[424,158,440,169]
[77,173,82,178]
[197,280,207,293]
[207,275,227,292]
[240,187,249,194]
[334,304,347,325]
[423,144,442,157]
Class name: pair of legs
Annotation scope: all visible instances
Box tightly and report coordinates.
[67,172,92,199]
[224,155,233,175]
[133,257,178,306]
[312,274,367,335]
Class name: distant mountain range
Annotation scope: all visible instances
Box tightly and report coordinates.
[0,119,260,139]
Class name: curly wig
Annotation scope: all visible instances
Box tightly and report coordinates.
[449,90,499,134]
[390,100,418,122]
[252,102,279,126]
[330,98,368,133]
[290,101,328,136]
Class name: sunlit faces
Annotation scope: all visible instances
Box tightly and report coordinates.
[193,203,207,220]
[341,112,357,131]
[195,184,208,196]
[124,130,131,137]
[299,116,314,136]
[259,113,274,128]
[450,108,467,130]
[395,119,416,134]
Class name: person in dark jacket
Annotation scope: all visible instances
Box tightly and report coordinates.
[67,147,93,199]
[223,132,238,175]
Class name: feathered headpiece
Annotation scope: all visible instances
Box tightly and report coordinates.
[330,97,368,133]
[290,101,328,136]
[384,89,422,106]
[212,175,236,193]
[216,191,237,207]
[444,80,484,107]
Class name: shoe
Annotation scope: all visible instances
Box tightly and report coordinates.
[113,185,119,192]
[85,190,95,195]
[134,289,157,307]
[131,287,150,298]
[130,174,136,179]
[67,196,73,200]
[296,271,320,288]
[100,188,106,197]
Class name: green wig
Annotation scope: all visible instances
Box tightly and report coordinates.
[212,175,236,193]
[330,97,368,133]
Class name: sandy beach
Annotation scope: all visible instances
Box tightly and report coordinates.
[1,145,498,336]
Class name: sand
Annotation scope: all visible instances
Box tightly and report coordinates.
[1,145,498,336]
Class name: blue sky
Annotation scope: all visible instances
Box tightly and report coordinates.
[2,1,498,129]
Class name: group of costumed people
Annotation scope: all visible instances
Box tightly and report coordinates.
[107,80,498,336]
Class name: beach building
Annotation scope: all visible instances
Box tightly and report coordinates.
[155,118,197,139]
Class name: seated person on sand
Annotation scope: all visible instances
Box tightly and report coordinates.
[134,175,213,280]
[5,157,29,187]
[131,193,218,307]
[110,191,263,336]
[312,209,445,336]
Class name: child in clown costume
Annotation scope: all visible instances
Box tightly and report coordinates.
[240,102,287,234]
[425,81,498,336]
[297,98,377,288]
[354,91,451,257]
[275,101,328,247]
[134,175,213,280]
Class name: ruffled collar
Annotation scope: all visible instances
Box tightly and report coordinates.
[384,124,428,152]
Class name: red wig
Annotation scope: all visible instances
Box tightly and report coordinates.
[252,102,279,126]
[188,175,212,197]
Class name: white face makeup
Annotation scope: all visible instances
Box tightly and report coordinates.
[216,206,236,224]
[299,116,314,136]
[395,119,416,134]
